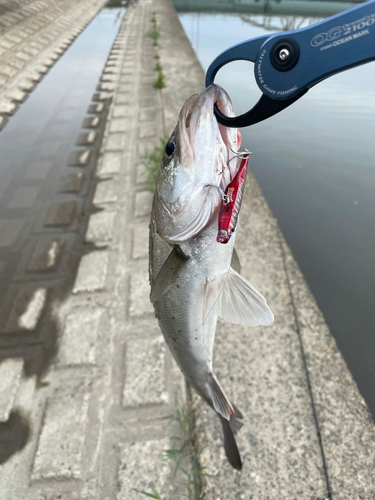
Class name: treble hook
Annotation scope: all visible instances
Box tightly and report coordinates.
[203,184,230,205]
[227,145,250,167]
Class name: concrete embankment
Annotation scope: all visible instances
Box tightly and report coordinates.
[0,0,108,128]
[157,0,375,498]
[0,0,374,499]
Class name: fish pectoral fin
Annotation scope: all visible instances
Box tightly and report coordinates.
[218,267,274,326]
[208,372,235,421]
[231,247,241,274]
[150,245,190,303]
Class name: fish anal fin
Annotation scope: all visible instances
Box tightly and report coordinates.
[218,267,274,326]
[231,247,241,274]
[150,245,189,303]
[208,372,235,421]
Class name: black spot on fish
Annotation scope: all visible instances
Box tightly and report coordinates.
[171,336,177,342]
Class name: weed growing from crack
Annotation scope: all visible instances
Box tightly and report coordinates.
[136,395,210,500]
[149,15,166,88]
[148,26,159,46]
[153,70,166,89]
[140,136,168,192]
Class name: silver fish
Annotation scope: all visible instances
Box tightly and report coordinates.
[149,84,274,470]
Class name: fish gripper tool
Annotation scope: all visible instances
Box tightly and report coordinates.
[205,0,375,127]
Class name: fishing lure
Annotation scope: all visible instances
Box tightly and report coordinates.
[217,153,249,244]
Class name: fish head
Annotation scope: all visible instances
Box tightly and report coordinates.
[155,84,242,244]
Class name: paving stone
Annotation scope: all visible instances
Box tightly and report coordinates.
[0,64,18,79]
[140,97,155,109]
[136,162,148,184]
[115,93,131,105]
[82,116,100,128]
[0,39,13,50]
[44,201,76,227]
[93,91,112,101]
[0,74,8,86]
[135,190,153,217]
[98,82,115,92]
[23,46,39,56]
[112,104,129,118]
[76,131,97,146]
[85,211,116,243]
[25,160,52,179]
[109,118,129,133]
[120,75,132,84]
[27,239,65,272]
[15,50,33,62]
[8,57,25,70]
[97,152,122,176]
[139,107,156,123]
[87,102,104,114]
[118,83,132,94]
[3,288,47,333]
[106,132,127,151]
[59,172,83,193]
[32,385,91,480]
[100,73,116,82]
[128,269,153,317]
[117,438,172,500]
[132,224,149,260]
[8,186,40,209]
[0,358,24,422]
[68,149,91,166]
[58,309,103,366]
[139,123,156,139]
[17,78,35,91]
[73,251,109,293]
[93,180,118,205]
[0,219,24,247]
[0,98,17,114]
[123,335,168,407]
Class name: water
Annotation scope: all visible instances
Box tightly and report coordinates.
[0,6,125,308]
[175,1,375,416]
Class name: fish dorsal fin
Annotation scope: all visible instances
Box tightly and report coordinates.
[150,245,190,303]
[218,267,274,326]
[208,372,235,421]
[231,247,241,274]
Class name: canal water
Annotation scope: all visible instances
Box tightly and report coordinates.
[0,4,125,372]
[174,0,375,416]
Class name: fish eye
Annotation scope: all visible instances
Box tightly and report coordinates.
[165,141,175,157]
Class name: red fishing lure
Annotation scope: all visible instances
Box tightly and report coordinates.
[217,154,249,244]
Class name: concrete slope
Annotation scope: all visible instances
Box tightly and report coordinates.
[156,0,375,498]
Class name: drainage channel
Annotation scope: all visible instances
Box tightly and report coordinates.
[0,4,125,377]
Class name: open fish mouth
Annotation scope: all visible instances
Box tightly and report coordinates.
[177,84,240,189]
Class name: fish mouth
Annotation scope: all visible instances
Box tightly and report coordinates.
[178,84,240,187]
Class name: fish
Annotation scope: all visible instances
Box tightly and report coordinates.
[149,84,274,470]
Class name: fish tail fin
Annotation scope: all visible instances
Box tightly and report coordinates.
[219,413,243,470]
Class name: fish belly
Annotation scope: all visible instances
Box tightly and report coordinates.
[150,215,233,406]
